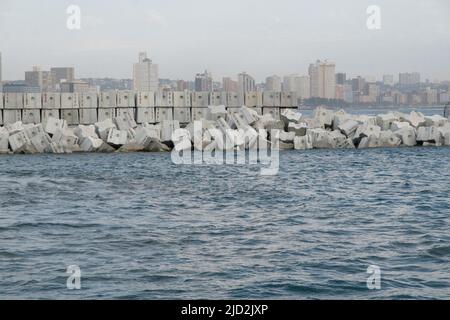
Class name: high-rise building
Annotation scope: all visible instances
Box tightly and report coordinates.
[351,76,366,93]
[335,73,346,85]
[194,70,213,92]
[382,74,394,86]
[60,80,91,93]
[222,77,238,92]
[51,67,75,89]
[25,66,53,92]
[238,72,256,93]
[399,72,420,86]
[283,74,310,98]
[133,52,159,92]
[265,75,282,91]
[308,60,336,99]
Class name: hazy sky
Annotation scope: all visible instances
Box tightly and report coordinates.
[0,0,449,82]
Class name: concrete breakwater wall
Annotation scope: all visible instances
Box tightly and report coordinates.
[1,102,450,155]
[0,91,297,126]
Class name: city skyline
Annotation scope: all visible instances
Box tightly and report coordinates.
[0,0,449,81]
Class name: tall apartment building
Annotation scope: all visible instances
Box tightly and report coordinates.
[51,67,75,89]
[25,66,53,92]
[222,77,238,92]
[399,72,421,86]
[335,73,346,85]
[238,72,256,93]
[382,74,394,86]
[283,74,310,99]
[308,60,336,99]
[60,80,91,93]
[265,75,282,91]
[133,52,159,92]
[194,70,213,92]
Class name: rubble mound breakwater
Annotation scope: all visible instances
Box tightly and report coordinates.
[1,105,449,155]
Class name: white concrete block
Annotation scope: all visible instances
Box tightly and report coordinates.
[136,108,156,124]
[314,107,334,128]
[173,91,192,107]
[262,91,275,107]
[135,125,160,145]
[136,92,155,107]
[376,113,398,130]
[61,109,80,125]
[79,92,98,109]
[30,134,53,153]
[416,126,442,144]
[155,91,174,107]
[338,119,359,137]
[279,131,295,142]
[262,108,280,119]
[155,107,173,122]
[173,108,191,123]
[107,128,128,146]
[390,121,411,132]
[281,92,298,107]
[355,123,381,139]
[191,107,208,121]
[379,130,402,147]
[115,111,137,130]
[116,108,136,120]
[95,118,116,141]
[61,93,79,109]
[74,125,98,145]
[400,111,426,128]
[172,128,192,151]
[288,122,308,136]
[209,92,227,106]
[4,93,24,109]
[294,135,313,150]
[98,108,115,122]
[192,92,209,107]
[52,128,78,152]
[161,120,180,141]
[3,110,22,124]
[333,110,352,130]
[44,117,67,135]
[99,91,117,108]
[22,109,41,124]
[240,106,260,125]
[79,109,98,125]
[425,115,448,127]
[23,93,42,109]
[227,92,243,108]
[42,93,61,109]
[4,121,24,135]
[117,90,136,108]
[395,127,416,146]
[244,91,258,107]
[8,131,30,152]
[281,109,302,128]
[307,128,336,149]
[41,110,60,128]
[80,136,104,152]
[207,105,227,121]
[0,127,9,152]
